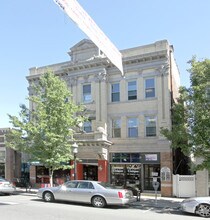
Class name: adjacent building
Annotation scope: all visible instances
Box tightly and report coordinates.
[0,128,21,181]
[27,39,180,196]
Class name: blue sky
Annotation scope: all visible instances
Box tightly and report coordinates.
[1,0,210,128]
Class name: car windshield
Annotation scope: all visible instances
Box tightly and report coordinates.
[98,182,118,189]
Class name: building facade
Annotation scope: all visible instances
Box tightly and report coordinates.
[0,128,21,181]
[27,39,180,196]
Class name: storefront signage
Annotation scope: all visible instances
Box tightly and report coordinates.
[112,166,124,173]
[145,154,157,161]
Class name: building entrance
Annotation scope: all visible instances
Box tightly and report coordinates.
[83,165,98,181]
[144,164,160,190]
[0,163,5,178]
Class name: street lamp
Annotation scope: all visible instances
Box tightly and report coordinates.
[72,142,78,180]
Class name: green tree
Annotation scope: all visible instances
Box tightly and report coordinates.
[161,57,210,170]
[6,71,85,186]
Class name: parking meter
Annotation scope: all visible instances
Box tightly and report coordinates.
[152,181,160,191]
[152,181,160,205]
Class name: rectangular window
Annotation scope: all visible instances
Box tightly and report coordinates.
[128,81,137,100]
[83,84,91,103]
[112,118,121,138]
[83,121,92,133]
[128,118,138,137]
[145,78,155,98]
[111,83,120,102]
[145,116,157,137]
[111,153,141,163]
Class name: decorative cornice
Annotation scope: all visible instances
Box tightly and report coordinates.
[94,68,108,82]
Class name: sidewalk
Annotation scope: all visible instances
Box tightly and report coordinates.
[132,195,183,211]
[15,187,38,195]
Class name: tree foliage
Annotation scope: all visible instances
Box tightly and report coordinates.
[161,57,210,170]
[6,71,85,185]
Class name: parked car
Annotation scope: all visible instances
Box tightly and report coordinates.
[180,197,210,217]
[37,180,136,208]
[0,177,16,195]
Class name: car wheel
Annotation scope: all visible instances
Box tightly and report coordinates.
[196,204,210,217]
[91,196,106,208]
[43,191,54,202]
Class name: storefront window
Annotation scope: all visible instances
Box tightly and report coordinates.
[111,164,141,188]
[112,153,121,162]
[121,153,130,163]
[36,166,49,183]
[111,165,125,186]
[111,153,141,163]
[131,153,141,162]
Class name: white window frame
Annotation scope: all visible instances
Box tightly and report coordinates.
[112,118,121,138]
[83,84,91,103]
[111,83,120,102]
[145,116,157,137]
[128,80,137,100]
[127,117,138,138]
[145,78,155,98]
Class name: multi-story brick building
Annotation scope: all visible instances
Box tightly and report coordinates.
[27,39,180,196]
[0,128,21,181]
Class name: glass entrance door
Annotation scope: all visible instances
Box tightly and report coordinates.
[144,164,160,190]
[83,165,98,181]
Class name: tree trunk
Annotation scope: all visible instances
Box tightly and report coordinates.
[49,168,54,187]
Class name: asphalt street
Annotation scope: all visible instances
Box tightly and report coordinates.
[0,191,197,220]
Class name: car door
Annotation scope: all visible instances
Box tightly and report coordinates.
[56,181,78,201]
[73,181,95,203]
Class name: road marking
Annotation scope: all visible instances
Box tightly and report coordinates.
[142,208,153,213]
[0,201,18,205]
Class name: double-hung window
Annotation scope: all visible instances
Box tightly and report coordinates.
[128,117,138,137]
[111,83,120,102]
[83,120,92,133]
[128,81,137,100]
[112,118,121,138]
[145,78,155,98]
[145,116,157,137]
[83,84,91,103]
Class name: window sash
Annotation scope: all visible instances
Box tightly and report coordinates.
[112,119,121,138]
[145,116,156,136]
[146,127,156,136]
[128,81,137,100]
[112,93,120,102]
[128,127,138,137]
[84,121,92,133]
[111,83,120,102]
[128,118,138,137]
[113,128,121,138]
[128,90,137,100]
[145,78,155,98]
[83,85,91,103]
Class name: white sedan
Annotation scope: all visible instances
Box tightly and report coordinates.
[0,177,16,195]
[37,180,136,208]
[180,197,210,217]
